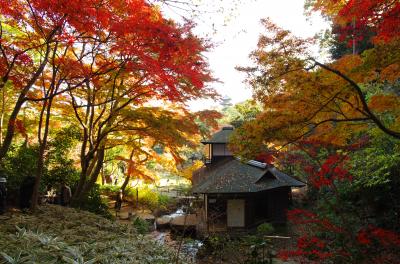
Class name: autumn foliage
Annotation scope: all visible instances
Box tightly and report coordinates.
[232,18,400,156]
[0,0,218,206]
[280,208,400,263]
[305,153,352,189]
[309,0,400,43]
[278,150,400,263]
[229,0,400,263]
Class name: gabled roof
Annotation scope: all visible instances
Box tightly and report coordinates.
[192,158,305,194]
[201,126,233,144]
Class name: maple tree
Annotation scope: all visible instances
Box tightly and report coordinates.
[0,0,219,209]
[97,106,205,191]
[227,1,400,262]
[232,18,400,158]
[115,146,154,193]
[276,141,400,263]
[307,0,400,43]
[68,94,218,203]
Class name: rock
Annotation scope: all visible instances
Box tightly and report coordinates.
[153,207,172,217]
[156,215,172,229]
[170,214,197,231]
[136,212,155,224]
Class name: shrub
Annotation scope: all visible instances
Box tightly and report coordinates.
[157,193,171,209]
[124,185,173,211]
[137,186,159,209]
[2,126,80,204]
[198,234,234,260]
[42,163,80,192]
[78,184,113,219]
[257,223,274,235]
[99,184,120,196]
[243,224,275,264]
[1,144,39,202]
[176,184,192,196]
[0,205,187,263]
[42,126,81,189]
[132,217,150,234]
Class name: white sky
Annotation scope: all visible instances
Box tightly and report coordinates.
[161,0,329,111]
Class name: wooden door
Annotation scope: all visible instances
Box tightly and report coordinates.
[227,199,245,227]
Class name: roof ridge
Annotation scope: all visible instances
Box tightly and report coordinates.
[267,167,285,183]
[235,157,268,169]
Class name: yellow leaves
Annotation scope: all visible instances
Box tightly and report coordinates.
[309,0,347,15]
[115,155,155,183]
[152,153,179,173]
[381,64,400,83]
[149,4,162,22]
[334,55,363,73]
[361,39,400,81]
[369,94,400,113]
[26,89,43,100]
[320,55,366,85]
[177,160,203,182]
[307,121,366,147]
[232,1,400,157]
[245,20,311,102]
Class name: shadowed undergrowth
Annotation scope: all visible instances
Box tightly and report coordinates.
[0,205,189,264]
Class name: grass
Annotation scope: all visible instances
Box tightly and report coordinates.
[0,205,189,264]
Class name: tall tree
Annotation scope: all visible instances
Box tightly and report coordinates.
[1,0,217,208]
[0,0,215,161]
[232,18,400,158]
[307,0,400,43]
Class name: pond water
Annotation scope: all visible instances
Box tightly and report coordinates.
[169,207,184,217]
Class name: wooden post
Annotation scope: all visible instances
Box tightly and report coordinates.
[205,194,209,232]
[136,187,139,208]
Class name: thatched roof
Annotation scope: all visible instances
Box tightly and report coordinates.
[192,158,305,194]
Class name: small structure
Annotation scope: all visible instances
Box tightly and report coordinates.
[192,127,305,234]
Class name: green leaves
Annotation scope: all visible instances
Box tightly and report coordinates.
[0,252,31,264]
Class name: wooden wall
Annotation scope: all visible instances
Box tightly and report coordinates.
[198,188,291,234]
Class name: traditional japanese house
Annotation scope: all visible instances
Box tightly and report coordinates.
[192,127,305,233]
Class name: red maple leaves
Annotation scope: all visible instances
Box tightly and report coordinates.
[281,208,400,263]
[278,147,400,263]
[307,153,352,188]
[315,0,400,44]
[357,225,400,247]
[287,208,343,234]
[279,235,333,262]
[0,0,213,101]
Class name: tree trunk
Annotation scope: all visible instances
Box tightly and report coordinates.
[72,132,90,201]
[101,166,105,185]
[0,42,52,162]
[75,146,105,203]
[0,87,5,145]
[31,96,53,211]
[121,175,131,193]
[0,96,27,161]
